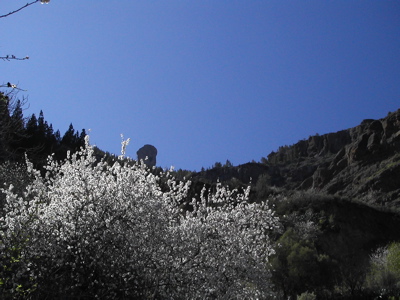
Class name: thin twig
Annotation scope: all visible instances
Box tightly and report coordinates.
[0,1,40,19]
[0,55,29,61]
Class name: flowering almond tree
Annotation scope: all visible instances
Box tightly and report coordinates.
[0,136,280,299]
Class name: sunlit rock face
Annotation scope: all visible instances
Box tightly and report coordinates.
[137,144,157,167]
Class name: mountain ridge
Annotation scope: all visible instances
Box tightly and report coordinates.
[192,108,400,207]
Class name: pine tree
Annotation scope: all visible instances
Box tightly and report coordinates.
[0,94,11,161]
[62,123,76,147]
[9,100,26,159]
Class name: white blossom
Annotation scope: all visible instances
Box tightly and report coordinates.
[0,135,280,298]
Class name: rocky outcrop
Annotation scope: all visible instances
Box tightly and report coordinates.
[264,109,400,206]
[190,109,400,206]
[267,110,400,167]
[136,144,157,167]
[267,130,352,165]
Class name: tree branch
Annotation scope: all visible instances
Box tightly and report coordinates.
[0,1,41,19]
[1,55,29,61]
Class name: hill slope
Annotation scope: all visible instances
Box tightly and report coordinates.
[193,108,400,207]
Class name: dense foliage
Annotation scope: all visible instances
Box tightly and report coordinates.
[366,242,400,296]
[0,136,281,299]
[0,92,86,166]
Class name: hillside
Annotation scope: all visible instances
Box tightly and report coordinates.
[192,108,400,207]
[185,109,400,298]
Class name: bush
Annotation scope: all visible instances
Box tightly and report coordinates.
[366,243,400,297]
[0,136,280,299]
[297,291,316,300]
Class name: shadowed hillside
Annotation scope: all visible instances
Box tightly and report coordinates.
[192,108,400,207]
[184,108,400,298]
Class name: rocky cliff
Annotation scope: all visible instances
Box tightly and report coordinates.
[265,109,400,206]
[193,109,400,207]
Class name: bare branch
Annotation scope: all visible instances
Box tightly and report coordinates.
[0,1,41,19]
[1,55,29,61]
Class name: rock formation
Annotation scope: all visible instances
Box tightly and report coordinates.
[192,108,400,207]
[136,144,157,168]
[267,109,400,205]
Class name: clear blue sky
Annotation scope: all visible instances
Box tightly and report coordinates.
[2,1,400,171]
